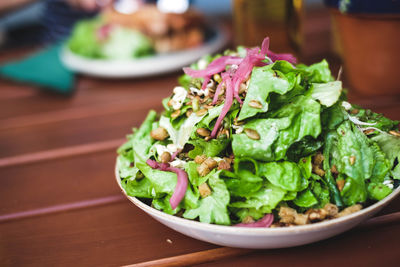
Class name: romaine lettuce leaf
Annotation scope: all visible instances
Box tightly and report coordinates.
[238,65,292,120]
[293,189,318,207]
[259,161,304,191]
[101,27,153,59]
[296,59,333,83]
[229,182,286,212]
[232,117,290,161]
[371,132,400,179]
[183,171,231,225]
[311,81,342,107]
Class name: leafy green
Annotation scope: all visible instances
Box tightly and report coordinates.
[68,18,153,59]
[238,65,292,120]
[311,81,342,107]
[293,189,318,207]
[297,59,333,83]
[232,117,290,161]
[229,182,286,212]
[367,183,392,201]
[68,19,103,58]
[101,27,153,59]
[259,161,303,191]
[188,138,229,158]
[183,171,231,225]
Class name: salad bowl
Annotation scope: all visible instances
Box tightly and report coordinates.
[115,164,400,249]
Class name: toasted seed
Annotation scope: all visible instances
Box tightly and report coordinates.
[204,136,211,141]
[363,129,375,135]
[323,203,339,217]
[160,152,171,163]
[196,128,211,137]
[331,164,338,174]
[242,216,255,224]
[192,97,199,111]
[308,209,327,221]
[171,110,181,118]
[350,108,359,114]
[248,99,263,109]
[312,165,325,177]
[204,158,218,169]
[150,127,169,141]
[196,109,208,116]
[279,207,296,224]
[218,159,231,171]
[136,172,144,180]
[186,109,193,117]
[194,155,207,164]
[313,153,324,165]
[197,163,211,177]
[244,128,260,140]
[349,155,356,165]
[239,83,247,94]
[213,73,222,83]
[336,204,362,218]
[389,130,400,137]
[294,214,309,225]
[233,118,245,125]
[199,183,212,198]
[336,179,345,191]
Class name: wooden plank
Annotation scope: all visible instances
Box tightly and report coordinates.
[0,74,177,120]
[0,195,124,223]
[199,224,400,267]
[126,248,253,267]
[0,150,121,215]
[0,138,124,168]
[0,201,218,267]
[0,108,154,158]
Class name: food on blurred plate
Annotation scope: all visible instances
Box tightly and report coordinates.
[116,36,400,227]
[104,5,205,53]
[67,5,205,59]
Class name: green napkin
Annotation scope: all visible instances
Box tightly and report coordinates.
[0,44,75,94]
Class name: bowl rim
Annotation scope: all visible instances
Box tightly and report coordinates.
[115,161,400,236]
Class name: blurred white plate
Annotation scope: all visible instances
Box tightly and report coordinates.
[60,27,228,78]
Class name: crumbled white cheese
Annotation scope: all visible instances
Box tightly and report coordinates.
[197,58,208,70]
[170,86,187,110]
[154,144,178,159]
[230,64,239,70]
[170,158,186,168]
[154,144,170,158]
[166,144,178,154]
[342,101,352,110]
[383,180,394,189]
[206,80,214,90]
[232,124,244,134]
[190,86,209,97]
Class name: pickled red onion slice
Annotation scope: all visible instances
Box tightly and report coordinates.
[234,214,274,227]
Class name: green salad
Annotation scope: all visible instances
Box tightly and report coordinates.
[67,18,153,59]
[117,37,400,227]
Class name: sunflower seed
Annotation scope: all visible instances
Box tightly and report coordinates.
[244,128,260,140]
[248,100,263,109]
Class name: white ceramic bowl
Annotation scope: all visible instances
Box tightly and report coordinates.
[115,164,400,249]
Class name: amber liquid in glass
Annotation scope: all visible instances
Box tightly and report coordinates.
[233,0,303,54]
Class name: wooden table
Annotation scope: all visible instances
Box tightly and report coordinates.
[1,48,400,267]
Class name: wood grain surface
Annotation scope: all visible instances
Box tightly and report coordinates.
[1,21,400,267]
